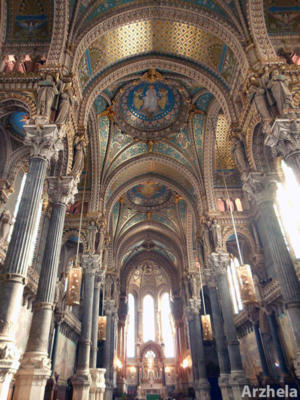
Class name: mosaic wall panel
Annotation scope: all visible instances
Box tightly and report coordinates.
[193,114,204,166]
[6,0,52,42]
[80,20,236,88]
[264,0,300,35]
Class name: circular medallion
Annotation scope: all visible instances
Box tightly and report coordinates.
[114,79,189,140]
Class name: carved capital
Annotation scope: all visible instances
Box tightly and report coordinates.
[0,342,20,361]
[242,172,277,206]
[24,124,63,162]
[104,299,117,315]
[47,176,78,206]
[81,254,100,275]
[209,252,229,276]
[265,119,300,159]
[95,269,105,288]
[203,268,216,288]
[186,298,201,315]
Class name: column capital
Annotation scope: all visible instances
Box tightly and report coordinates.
[185,298,201,315]
[24,124,63,162]
[47,176,78,206]
[95,270,105,288]
[203,268,217,288]
[242,172,277,206]
[209,252,229,276]
[104,299,117,315]
[81,254,100,275]
[265,119,300,160]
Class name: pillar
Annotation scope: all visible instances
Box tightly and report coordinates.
[205,270,232,400]
[13,175,76,400]
[209,252,248,400]
[72,254,100,400]
[267,313,289,378]
[253,322,271,380]
[0,124,62,400]
[103,299,117,400]
[243,172,300,375]
[185,298,210,400]
[90,271,105,400]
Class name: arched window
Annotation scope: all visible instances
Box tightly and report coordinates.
[143,294,155,342]
[217,198,226,212]
[227,257,243,314]
[275,161,300,259]
[235,198,243,212]
[160,292,175,358]
[127,293,135,358]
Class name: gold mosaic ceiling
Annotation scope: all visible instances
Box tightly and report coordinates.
[79,19,235,87]
[214,113,235,170]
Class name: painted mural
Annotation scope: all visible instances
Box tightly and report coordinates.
[127,183,172,207]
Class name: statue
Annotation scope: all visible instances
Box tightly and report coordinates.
[231,136,249,174]
[267,69,295,117]
[36,74,58,121]
[71,135,86,177]
[55,82,75,125]
[0,209,12,244]
[248,82,272,122]
[211,219,222,251]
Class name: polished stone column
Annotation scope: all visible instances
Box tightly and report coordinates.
[264,119,300,184]
[267,313,289,377]
[0,124,62,400]
[72,254,100,400]
[210,252,248,400]
[117,296,127,395]
[13,175,76,400]
[205,270,232,400]
[91,272,105,369]
[185,298,210,400]
[243,172,300,375]
[103,299,117,400]
[90,271,105,400]
[253,322,271,379]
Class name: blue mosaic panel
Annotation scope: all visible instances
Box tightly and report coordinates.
[193,114,205,166]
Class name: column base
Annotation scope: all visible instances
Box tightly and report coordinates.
[229,370,249,400]
[90,368,106,400]
[218,373,233,400]
[195,378,210,400]
[13,351,51,400]
[72,370,91,400]
[0,342,20,400]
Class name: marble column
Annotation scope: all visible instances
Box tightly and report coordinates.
[267,313,289,377]
[117,296,127,395]
[253,322,271,379]
[0,124,63,400]
[185,298,210,400]
[209,252,248,400]
[243,172,300,375]
[13,175,76,400]
[264,119,300,184]
[72,254,100,400]
[205,270,232,400]
[90,271,105,400]
[103,299,117,400]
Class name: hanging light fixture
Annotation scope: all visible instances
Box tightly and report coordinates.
[217,138,257,306]
[66,173,86,306]
[98,316,107,341]
[195,259,213,341]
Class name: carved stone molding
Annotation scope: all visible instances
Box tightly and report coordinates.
[209,252,229,276]
[242,172,277,206]
[265,119,300,160]
[81,254,100,275]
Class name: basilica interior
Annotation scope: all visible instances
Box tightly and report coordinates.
[1,1,300,400]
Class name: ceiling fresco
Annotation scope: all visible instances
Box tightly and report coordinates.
[264,0,300,35]
[127,183,172,208]
[6,0,52,42]
[79,19,236,90]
